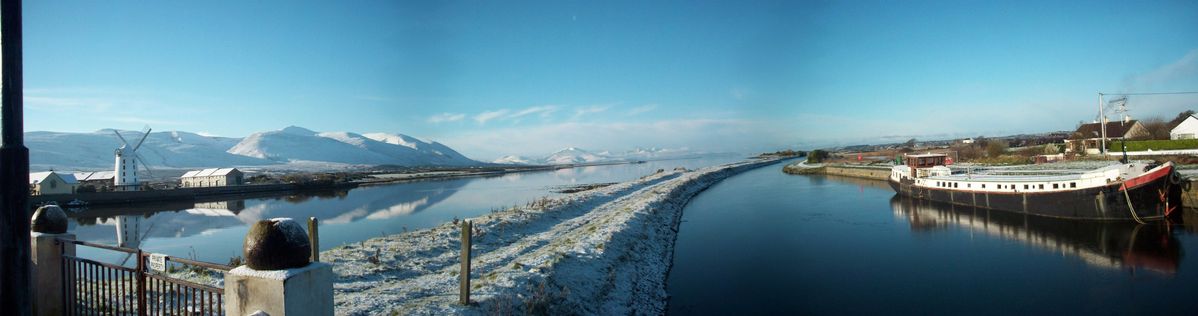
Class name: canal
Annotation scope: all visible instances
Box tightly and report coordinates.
[66,156,743,264]
[667,163,1198,314]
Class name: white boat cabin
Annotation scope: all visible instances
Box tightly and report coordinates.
[891,153,1158,193]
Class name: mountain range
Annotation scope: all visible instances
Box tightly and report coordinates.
[491,147,698,165]
[27,126,478,171]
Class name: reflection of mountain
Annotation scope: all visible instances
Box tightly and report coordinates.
[68,178,470,245]
[891,196,1183,275]
[232,178,469,224]
[68,201,248,244]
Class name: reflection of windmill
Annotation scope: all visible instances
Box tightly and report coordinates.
[112,127,154,192]
[116,215,154,265]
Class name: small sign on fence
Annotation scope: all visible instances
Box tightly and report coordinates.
[149,253,167,272]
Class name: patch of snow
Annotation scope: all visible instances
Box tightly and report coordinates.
[267,217,310,247]
[492,155,536,165]
[323,157,784,314]
[229,262,332,281]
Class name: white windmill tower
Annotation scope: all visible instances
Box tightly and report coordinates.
[112,127,154,192]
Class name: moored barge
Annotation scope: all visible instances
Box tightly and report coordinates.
[888,153,1182,222]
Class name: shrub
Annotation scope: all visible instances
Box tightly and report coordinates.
[985,141,1008,157]
[807,150,830,163]
[1108,139,1198,152]
[76,184,97,193]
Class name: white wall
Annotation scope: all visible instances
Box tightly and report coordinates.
[1171,116,1198,140]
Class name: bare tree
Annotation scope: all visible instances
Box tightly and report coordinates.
[1140,117,1170,140]
[1168,110,1196,128]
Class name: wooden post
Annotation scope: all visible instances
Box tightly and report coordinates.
[308,217,320,262]
[0,0,32,314]
[459,220,471,305]
[136,250,146,316]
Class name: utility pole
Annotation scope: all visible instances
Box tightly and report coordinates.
[0,0,32,314]
[1098,92,1107,155]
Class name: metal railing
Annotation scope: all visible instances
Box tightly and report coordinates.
[59,239,232,316]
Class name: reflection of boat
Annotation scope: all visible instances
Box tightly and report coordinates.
[889,153,1182,221]
[891,196,1182,275]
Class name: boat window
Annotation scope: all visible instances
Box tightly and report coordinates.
[981,184,986,189]
[1024,184,1029,189]
[967,184,971,188]
[1053,184,1058,189]
[954,183,958,188]
[1070,182,1077,188]
[1038,184,1044,189]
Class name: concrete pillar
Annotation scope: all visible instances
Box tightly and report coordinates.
[224,262,334,316]
[30,232,74,316]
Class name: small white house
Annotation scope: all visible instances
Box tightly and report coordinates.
[30,171,78,195]
[180,168,244,188]
[1170,114,1198,140]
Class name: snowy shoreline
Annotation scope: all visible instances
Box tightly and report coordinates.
[323,158,784,315]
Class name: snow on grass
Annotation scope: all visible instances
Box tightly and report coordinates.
[323,158,782,315]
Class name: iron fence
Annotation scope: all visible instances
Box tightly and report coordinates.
[59,239,231,316]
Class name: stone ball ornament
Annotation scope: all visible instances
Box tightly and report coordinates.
[243,218,312,270]
[31,205,68,234]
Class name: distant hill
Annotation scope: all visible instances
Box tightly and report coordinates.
[27,126,480,171]
[492,146,703,165]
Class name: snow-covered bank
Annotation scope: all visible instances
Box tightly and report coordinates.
[324,158,783,315]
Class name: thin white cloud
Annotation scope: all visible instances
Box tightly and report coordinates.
[474,109,510,124]
[572,105,611,119]
[102,116,189,126]
[1134,48,1198,86]
[730,88,749,100]
[428,112,466,123]
[438,118,791,159]
[628,104,657,115]
[472,105,558,124]
[354,95,395,103]
[510,105,558,118]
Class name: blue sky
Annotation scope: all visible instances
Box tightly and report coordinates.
[22,0,1198,159]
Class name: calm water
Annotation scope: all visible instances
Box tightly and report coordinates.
[66,156,742,264]
[667,164,1198,314]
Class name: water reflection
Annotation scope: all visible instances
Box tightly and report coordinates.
[890,196,1182,275]
[59,156,742,263]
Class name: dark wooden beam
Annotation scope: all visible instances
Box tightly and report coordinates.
[0,0,31,314]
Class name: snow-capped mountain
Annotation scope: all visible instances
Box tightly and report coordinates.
[361,133,477,166]
[492,146,702,165]
[228,126,478,166]
[543,147,614,165]
[492,155,536,165]
[615,147,694,160]
[27,126,480,171]
[27,129,270,171]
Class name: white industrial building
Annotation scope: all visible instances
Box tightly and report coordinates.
[180,168,244,188]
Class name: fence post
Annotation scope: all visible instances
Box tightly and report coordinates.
[30,205,72,316]
[308,217,319,262]
[225,218,332,315]
[136,249,146,316]
[460,220,471,305]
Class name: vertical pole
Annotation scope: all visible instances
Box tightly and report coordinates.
[59,241,66,315]
[0,0,32,314]
[1098,92,1107,155]
[136,250,146,316]
[308,217,319,262]
[459,220,471,305]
